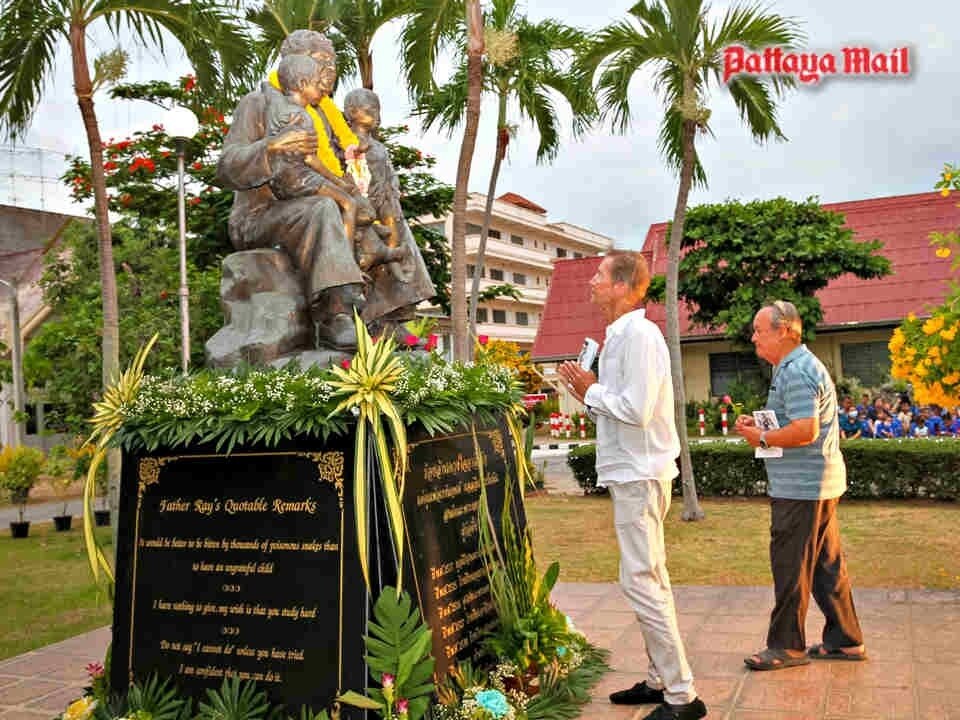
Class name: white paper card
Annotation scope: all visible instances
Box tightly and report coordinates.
[753,410,783,458]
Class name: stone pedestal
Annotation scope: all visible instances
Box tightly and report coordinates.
[205,249,311,368]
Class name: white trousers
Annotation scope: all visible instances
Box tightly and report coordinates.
[608,478,696,705]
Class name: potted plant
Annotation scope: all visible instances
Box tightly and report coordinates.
[0,445,46,538]
[71,444,109,526]
[45,445,75,531]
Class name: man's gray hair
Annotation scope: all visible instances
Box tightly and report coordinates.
[280,29,334,58]
[768,300,802,340]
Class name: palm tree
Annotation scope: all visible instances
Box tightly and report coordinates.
[578,0,803,520]
[415,0,593,340]
[246,0,411,90]
[0,0,250,523]
[403,0,484,361]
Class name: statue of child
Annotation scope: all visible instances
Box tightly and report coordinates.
[343,88,414,282]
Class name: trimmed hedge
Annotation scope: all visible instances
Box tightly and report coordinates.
[566,439,960,501]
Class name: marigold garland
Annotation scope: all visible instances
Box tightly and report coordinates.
[268,71,359,177]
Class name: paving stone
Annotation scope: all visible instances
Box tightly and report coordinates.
[2,584,955,720]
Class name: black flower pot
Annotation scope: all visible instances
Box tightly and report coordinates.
[94,510,111,527]
[9,521,30,539]
[53,515,73,532]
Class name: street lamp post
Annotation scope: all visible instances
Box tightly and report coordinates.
[163,106,200,374]
[0,278,25,446]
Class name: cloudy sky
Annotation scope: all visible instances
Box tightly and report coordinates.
[10,0,960,249]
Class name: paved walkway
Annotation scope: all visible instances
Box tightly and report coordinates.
[2,584,957,720]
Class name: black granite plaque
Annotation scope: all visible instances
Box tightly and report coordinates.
[401,419,525,678]
[111,440,367,716]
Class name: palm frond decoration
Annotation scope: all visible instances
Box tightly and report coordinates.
[82,334,159,591]
[328,313,408,593]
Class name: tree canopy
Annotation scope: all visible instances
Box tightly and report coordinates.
[654,196,893,344]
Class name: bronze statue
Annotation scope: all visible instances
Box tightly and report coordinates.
[213,29,434,362]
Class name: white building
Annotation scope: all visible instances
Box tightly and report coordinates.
[422,192,613,350]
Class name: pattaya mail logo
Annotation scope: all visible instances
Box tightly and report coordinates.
[723,46,911,84]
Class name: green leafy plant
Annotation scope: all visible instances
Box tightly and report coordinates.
[196,677,273,720]
[477,457,570,679]
[338,586,435,720]
[0,445,45,523]
[123,674,192,720]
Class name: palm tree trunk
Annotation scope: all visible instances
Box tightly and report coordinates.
[450,0,484,361]
[71,22,122,536]
[359,45,374,90]
[468,94,508,341]
[666,116,705,521]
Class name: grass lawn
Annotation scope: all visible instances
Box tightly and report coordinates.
[0,523,113,660]
[2,496,957,663]
[526,495,960,589]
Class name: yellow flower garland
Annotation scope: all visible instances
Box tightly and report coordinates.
[268,71,359,177]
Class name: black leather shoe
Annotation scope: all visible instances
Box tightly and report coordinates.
[609,681,665,705]
[642,697,707,720]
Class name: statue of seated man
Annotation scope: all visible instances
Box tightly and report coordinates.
[215,29,435,354]
[266,54,406,273]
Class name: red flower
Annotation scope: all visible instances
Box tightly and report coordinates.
[114,140,132,151]
[340,358,351,369]
[478,335,489,345]
[159,290,168,300]
[152,123,164,132]
[128,157,156,173]
[120,194,132,206]
[103,161,117,172]
[424,334,438,352]
[404,334,419,347]
[192,161,203,171]
[182,75,196,92]
[189,197,202,205]
[161,150,171,158]
[86,662,104,678]
[722,394,732,405]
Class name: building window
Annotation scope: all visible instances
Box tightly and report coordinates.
[516,312,529,326]
[467,264,475,278]
[511,234,524,246]
[574,252,583,259]
[841,341,891,387]
[709,352,766,397]
[466,223,483,234]
[535,276,540,285]
[476,308,488,323]
[488,229,501,239]
[489,268,504,281]
[492,309,507,324]
[424,221,446,234]
[556,247,567,258]
[513,272,527,285]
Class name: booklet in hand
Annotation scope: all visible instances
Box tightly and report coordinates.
[578,337,599,371]
[753,409,784,458]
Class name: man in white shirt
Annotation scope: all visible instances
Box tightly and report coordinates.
[559,251,705,720]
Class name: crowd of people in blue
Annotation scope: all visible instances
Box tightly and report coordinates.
[837,392,960,439]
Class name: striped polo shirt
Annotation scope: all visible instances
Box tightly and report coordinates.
[764,344,847,500]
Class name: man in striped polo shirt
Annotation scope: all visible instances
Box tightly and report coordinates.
[734,301,866,671]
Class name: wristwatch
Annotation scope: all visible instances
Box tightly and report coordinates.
[759,432,769,449]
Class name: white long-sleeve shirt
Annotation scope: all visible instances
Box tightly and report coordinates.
[583,309,680,486]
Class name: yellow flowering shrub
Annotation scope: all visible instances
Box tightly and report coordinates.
[890,163,960,406]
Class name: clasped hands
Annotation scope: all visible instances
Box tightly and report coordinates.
[557,362,596,404]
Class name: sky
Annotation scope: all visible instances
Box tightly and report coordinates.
[5,0,960,250]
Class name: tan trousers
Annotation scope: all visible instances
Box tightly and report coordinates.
[608,478,696,705]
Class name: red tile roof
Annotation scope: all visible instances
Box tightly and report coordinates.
[532,191,960,361]
[496,192,547,215]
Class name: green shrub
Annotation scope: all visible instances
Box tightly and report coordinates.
[566,445,606,495]
[564,439,960,500]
